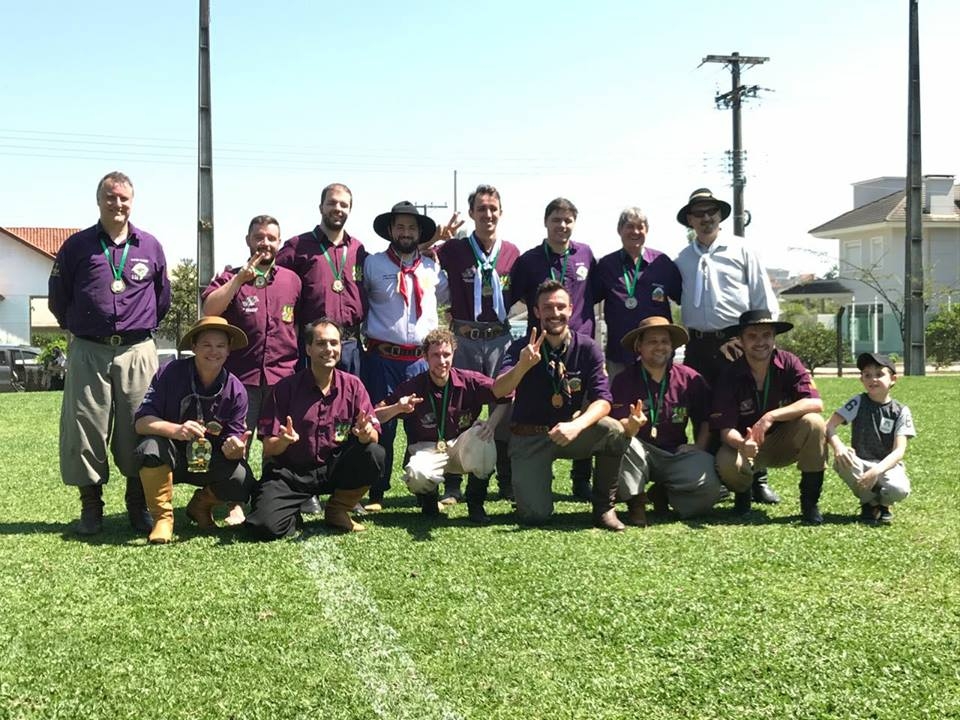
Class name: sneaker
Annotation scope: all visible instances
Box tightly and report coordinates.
[877,505,894,524]
[439,487,463,506]
[859,503,878,525]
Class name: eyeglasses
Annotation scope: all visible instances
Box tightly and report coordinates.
[688,207,720,219]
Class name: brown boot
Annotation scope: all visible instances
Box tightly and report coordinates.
[325,486,368,532]
[592,455,625,532]
[627,494,648,527]
[186,486,220,529]
[140,466,174,544]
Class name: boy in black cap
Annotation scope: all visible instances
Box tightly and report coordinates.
[825,352,915,525]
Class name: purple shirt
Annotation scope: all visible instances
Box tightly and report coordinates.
[202,266,302,387]
[48,222,171,336]
[610,362,710,453]
[594,247,682,364]
[276,227,367,327]
[509,240,597,337]
[710,349,820,433]
[258,368,380,469]
[136,358,248,452]
[385,367,504,444]
[438,236,520,322]
[501,332,611,426]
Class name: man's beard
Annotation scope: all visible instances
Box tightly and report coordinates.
[391,236,419,255]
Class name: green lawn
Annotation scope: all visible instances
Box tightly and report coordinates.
[1,377,958,719]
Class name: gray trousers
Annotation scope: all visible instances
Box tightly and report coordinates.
[833,454,911,506]
[508,417,628,524]
[452,327,512,378]
[619,437,723,518]
[59,336,158,486]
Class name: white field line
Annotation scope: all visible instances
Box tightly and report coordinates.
[301,537,465,720]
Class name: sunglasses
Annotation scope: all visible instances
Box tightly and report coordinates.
[688,207,721,219]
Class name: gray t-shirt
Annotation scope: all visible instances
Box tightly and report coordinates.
[836,393,915,462]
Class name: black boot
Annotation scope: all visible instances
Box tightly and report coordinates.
[799,471,824,525]
[77,485,104,535]
[751,470,781,504]
[420,491,441,517]
[125,477,154,533]
[571,458,592,502]
[733,490,752,516]
[439,475,463,506]
[495,440,513,501]
[465,474,490,525]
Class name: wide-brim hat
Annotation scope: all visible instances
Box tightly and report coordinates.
[676,188,732,227]
[722,309,794,339]
[857,352,896,375]
[178,316,249,352]
[373,201,438,242]
[620,316,689,353]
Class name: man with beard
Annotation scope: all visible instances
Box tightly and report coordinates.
[435,184,520,503]
[594,208,682,380]
[610,317,722,525]
[494,280,627,530]
[710,311,828,524]
[49,171,171,536]
[509,198,598,502]
[244,320,384,540]
[362,201,449,511]
[674,188,782,505]
[202,215,302,523]
[276,183,366,374]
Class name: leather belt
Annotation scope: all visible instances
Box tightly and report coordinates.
[340,324,361,341]
[510,423,551,436]
[452,320,510,341]
[689,329,727,340]
[78,331,153,347]
[367,338,422,360]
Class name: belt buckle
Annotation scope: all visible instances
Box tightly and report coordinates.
[108,334,123,346]
[468,328,481,340]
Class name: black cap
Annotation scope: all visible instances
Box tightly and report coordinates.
[856,352,896,375]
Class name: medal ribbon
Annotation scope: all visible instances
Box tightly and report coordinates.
[467,232,507,321]
[252,262,274,285]
[541,342,568,402]
[387,247,424,318]
[640,365,668,433]
[313,230,348,284]
[621,250,646,299]
[99,238,130,286]
[543,241,569,283]
[426,378,450,443]
[754,368,771,414]
[189,367,227,424]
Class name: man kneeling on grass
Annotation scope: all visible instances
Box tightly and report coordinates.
[244,319,384,540]
[134,317,255,544]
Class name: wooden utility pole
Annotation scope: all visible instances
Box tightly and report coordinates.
[904,0,925,375]
[701,52,769,237]
[197,0,214,299]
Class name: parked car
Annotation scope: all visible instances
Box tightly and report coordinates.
[0,345,42,392]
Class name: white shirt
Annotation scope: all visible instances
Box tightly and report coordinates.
[363,251,449,345]
[675,234,779,331]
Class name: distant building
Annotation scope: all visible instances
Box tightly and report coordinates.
[809,175,960,354]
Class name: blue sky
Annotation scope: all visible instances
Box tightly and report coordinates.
[2,0,958,277]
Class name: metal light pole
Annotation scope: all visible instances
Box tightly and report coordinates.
[197,0,215,302]
[904,0,925,374]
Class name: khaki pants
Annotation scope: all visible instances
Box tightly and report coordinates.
[833,454,911,506]
[716,413,827,492]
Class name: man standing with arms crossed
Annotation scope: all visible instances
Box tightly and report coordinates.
[49,171,170,535]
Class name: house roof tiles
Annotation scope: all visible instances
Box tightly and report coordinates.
[1,226,79,259]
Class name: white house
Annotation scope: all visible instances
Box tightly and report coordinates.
[809,175,960,354]
[0,227,76,345]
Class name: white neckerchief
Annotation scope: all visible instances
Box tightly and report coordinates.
[467,233,506,321]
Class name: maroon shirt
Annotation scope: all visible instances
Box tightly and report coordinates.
[202,265,301,387]
[710,348,820,433]
[438,236,520,322]
[385,367,504,444]
[509,240,597,337]
[275,227,367,327]
[501,332,610,426]
[258,368,380,469]
[610,362,710,453]
[48,222,171,336]
[593,247,682,365]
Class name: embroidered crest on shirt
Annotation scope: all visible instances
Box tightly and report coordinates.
[575,264,588,281]
[567,376,583,393]
[130,262,149,281]
[458,413,474,429]
[353,265,363,282]
[651,284,666,302]
[281,304,294,323]
[671,406,688,424]
[241,296,259,314]
[739,398,755,415]
[879,417,895,434]
[334,421,351,443]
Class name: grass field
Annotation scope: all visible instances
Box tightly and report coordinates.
[0,377,958,719]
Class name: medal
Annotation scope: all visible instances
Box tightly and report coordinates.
[110,279,126,294]
[332,279,345,293]
[254,275,267,288]
[650,427,658,440]
[625,297,638,309]
[205,420,223,436]
[187,437,213,473]
[436,440,447,453]
[551,393,563,408]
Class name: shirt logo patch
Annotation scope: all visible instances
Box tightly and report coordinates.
[500,275,511,290]
[353,265,363,282]
[281,304,294,323]
[461,268,477,282]
[334,421,351,443]
[458,413,474,429]
[575,264,589,281]
[130,262,149,281]
[739,398,755,415]
[879,417,895,434]
[671,406,688,424]
[651,284,665,303]
[568,377,583,393]
[242,296,259,314]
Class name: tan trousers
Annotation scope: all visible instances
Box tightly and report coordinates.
[716,413,827,492]
[834,455,911,506]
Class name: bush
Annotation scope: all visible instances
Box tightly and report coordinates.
[926,305,960,367]
[777,320,847,372]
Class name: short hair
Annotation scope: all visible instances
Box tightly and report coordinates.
[617,207,649,233]
[535,278,568,305]
[543,197,578,222]
[304,317,342,344]
[421,328,457,355]
[320,183,353,208]
[247,215,281,235]
[468,184,502,212]
[96,171,134,201]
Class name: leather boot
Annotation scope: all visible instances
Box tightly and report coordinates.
[592,456,624,532]
[440,476,463,506]
[751,470,781,504]
[495,440,513,500]
[420,491,442,517]
[140,466,174,543]
[325,486,368,532]
[626,494,648,527]
[571,457,593,502]
[466,474,490,525]
[647,483,669,514]
[77,485,104,535]
[125,477,154,533]
[799,471,824,525]
[733,490,752,516]
[186,485,220,529]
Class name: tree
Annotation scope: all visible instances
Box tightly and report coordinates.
[777,320,848,372]
[925,305,960,368]
[158,258,199,342]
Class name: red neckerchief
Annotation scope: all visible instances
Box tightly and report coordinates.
[387,247,423,318]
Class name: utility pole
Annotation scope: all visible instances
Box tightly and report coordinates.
[904,0,924,375]
[414,201,448,218]
[701,52,769,237]
[197,0,214,300]
[453,170,458,213]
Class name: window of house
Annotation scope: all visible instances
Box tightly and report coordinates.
[854,303,884,342]
[843,239,863,271]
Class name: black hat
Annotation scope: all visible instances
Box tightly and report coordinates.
[676,188,732,227]
[857,352,896,375]
[723,309,794,339]
[373,201,438,242]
